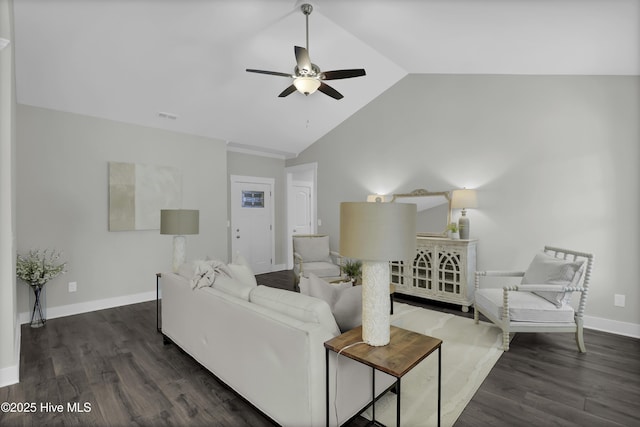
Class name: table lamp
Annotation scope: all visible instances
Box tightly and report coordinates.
[451,189,477,240]
[160,209,199,272]
[340,202,416,346]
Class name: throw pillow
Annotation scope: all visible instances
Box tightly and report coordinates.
[293,235,332,262]
[305,273,362,332]
[332,286,363,332]
[227,253,257,287]
[521,252,585,307]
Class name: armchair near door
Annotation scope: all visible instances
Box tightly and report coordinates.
[292,234,343,280]
[474,246,594,352]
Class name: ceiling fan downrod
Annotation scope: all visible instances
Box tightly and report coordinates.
[301,3,313,54]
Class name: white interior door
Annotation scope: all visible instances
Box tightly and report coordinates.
[292,181,312,235]
[230,176,274,274]
[285,163,317,270]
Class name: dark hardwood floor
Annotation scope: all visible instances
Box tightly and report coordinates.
[1,270,638,426]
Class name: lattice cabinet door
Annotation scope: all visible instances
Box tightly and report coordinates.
[390,260,406,286]
[413,247,434,291]
[437,249,462,295]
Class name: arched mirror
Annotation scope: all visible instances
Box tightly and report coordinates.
[391,189,452,237]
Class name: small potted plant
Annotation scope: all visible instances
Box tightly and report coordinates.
[447,223,460,239]
[342,259,362,285]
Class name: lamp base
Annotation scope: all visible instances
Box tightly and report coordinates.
[172,235,186,272]
[458,210,470,240]
[361,261,391,346]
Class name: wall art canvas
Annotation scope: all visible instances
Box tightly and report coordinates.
[108,162,182,231]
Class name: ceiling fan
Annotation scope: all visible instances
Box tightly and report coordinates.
[246,3,366,100]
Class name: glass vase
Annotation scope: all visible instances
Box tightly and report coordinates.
[29,284,46,328]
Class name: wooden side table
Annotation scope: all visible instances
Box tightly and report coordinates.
[324,325,442,427]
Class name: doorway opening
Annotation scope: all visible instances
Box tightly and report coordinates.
[285,163,318,270]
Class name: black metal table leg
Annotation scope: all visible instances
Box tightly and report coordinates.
[397,377,401,427]
[438,346,441,427]
[326,348,330,427]
[372,367,376,423]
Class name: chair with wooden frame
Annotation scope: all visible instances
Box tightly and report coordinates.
[292,234,343,281]
[474,246,594,352]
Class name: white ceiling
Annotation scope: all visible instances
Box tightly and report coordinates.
[12,0,639,158]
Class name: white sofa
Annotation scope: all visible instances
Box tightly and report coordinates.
[160,270,395,426]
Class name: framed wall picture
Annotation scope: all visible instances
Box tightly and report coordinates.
[108,162,182,231]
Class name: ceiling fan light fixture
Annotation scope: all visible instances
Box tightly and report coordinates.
[246,2,364,100]
[293,76,321,95]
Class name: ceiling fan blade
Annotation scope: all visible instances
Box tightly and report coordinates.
[320,69,366,80]
[318,82,344,100]
[294,46,312,74]
[278,85,297,98]
[246,69,293,78]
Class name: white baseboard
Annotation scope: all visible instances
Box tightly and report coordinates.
[584,315,640,339]
[0,320,21,388]
[0,363,19,388]
[18,291,156,325]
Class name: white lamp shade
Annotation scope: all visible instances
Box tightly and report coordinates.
[160,209,199,235]
[293,77,321,95]
[451,189,478,209]
[340,202,416,261]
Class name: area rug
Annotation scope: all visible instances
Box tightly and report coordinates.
[361,302,504,427]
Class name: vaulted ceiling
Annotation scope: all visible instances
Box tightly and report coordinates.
[12,0,639,158]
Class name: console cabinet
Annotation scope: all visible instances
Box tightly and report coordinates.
[391,237,477,312]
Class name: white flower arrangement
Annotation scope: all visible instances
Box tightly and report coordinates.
[16,249,67,287]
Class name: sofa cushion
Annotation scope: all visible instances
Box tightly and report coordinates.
[300,274,362,332]
[249,285,341,337]
[475,288,575,323]
[521,252,585,307]
[212,275,254,301]
[293,235,332,262]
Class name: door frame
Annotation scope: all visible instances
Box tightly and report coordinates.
[229,175,275,272]
[285,163,318,270]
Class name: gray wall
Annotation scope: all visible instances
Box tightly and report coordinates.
[227,151,287,266]
[16,105,228,314]
[289,74,639,327]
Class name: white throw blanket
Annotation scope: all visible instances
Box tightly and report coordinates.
[190,259,232,289]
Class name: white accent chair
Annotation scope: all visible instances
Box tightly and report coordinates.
[293,234,343,280]
[474,246,594,352]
